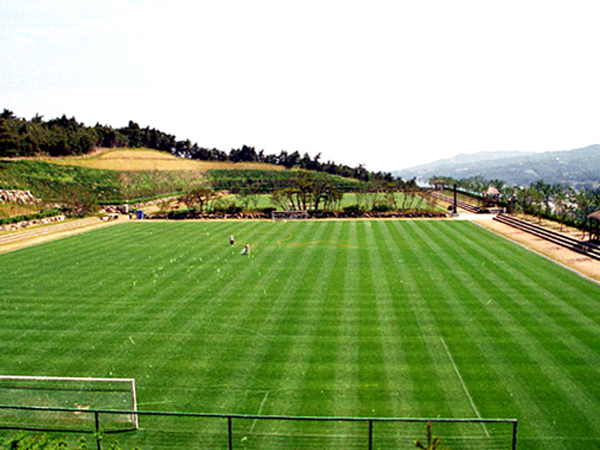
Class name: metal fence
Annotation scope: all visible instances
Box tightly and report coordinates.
[0,405,517,450]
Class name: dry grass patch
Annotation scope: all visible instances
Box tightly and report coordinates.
[43,148,286,172]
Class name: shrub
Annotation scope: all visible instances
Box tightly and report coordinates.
[343,204,362,214]
[371,202,390,212]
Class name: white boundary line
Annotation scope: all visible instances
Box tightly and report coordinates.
[440,337,490,438]
[0,375,136,383]
[249,390,270,433]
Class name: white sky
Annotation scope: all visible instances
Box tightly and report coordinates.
[2,1,600,172]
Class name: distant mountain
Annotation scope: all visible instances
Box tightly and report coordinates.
[394,145,600,188]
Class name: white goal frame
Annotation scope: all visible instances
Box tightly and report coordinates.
[0,375,139,429]
[272,210,309,221]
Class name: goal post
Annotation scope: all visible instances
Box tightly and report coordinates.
[272,210,309,221]
[0,375,139,431]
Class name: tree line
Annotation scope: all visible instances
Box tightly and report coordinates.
[168,171,430,219]
[433,175,600,235]
[0,108,399,184]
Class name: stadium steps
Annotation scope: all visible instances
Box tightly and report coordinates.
[431,192,482,213]
[493,213,600,262]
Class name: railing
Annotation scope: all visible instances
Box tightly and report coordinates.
[494,213,600,261]
[430,192,483,213]
[0,405,518,450]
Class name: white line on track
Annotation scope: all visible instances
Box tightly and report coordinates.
[440,337,490,438]
[250,390,270,433]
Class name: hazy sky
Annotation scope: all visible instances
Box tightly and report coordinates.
[2,1,600,171]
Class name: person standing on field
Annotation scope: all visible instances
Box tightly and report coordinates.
[230,235,235,246]
[242,242,249,255]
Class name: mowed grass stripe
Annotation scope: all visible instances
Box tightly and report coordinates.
[0,226,160,377]
[407,221,564,440]
[453,222,600,327]
[355,222,393,417]
[325,221,360,417]
[443,223,600,396]
[143,221,303,411]
[362,222,415,417]
[2,220,600,450]
[317,221,357,417]
[399,221,497,420]
[423,221,600,444]
[220,221,336,416]
[88,223,255,388]
[227,221,330,417]
[120,221,268,409]
[295,220,344,417]
[381,222,443,419]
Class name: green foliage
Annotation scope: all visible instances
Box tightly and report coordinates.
[0,160,205,205]
[342,204,362,214]
[0,433,138,450]
[179,186,215,212]
[371,201,390,212]
[435,174,600,232]
[0,433,73,450]
[414,422,446,450]
[0,108,404,183]
[0,111,98,157]
[0,208,63,225]
[207,169,358,193]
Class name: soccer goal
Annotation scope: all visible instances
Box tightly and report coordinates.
[272,210,309,221]
[0,375,138,432]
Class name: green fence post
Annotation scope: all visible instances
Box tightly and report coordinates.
[95,411,101,450]
[228,416,233,450]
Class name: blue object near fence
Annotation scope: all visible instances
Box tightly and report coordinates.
[135,210,144,220]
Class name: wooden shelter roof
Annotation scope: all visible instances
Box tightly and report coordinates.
[588,210,600,220]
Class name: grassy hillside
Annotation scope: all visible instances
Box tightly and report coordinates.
[0,159,205,205]
[0,149,359,213]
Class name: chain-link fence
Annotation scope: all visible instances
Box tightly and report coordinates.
[0,405,517,450]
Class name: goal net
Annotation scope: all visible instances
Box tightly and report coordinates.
[0,375,138,432]
[272,210,309,221]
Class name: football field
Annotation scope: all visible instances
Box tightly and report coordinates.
[1,220,599,449]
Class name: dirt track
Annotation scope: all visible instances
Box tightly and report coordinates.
[1,213,599,283]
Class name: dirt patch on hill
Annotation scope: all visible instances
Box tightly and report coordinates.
[40,148,285,172]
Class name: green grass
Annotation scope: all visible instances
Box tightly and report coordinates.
[0,159,204,204]
[0,220,599,449]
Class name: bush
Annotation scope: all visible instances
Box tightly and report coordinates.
[343,204,362,214]
[0,208,63,225]
[0,432,137,450]
[371,202,390,212]
[258,207,276,215]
